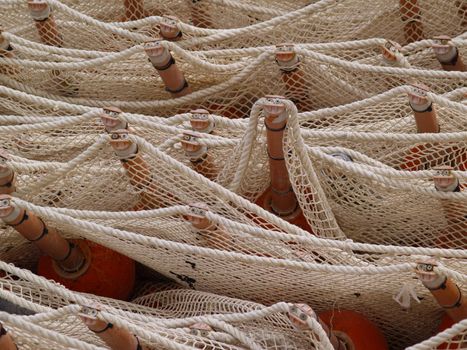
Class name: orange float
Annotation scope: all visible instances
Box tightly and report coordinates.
[160,16,183,41]
[27,0,63,47]
[436,314,456,350]
[0,195,135,300]
[184,202,233,250]
[432,36,466,72]
[318,309,389,350]
[416,260,466,323]
[254,96,313,233]
[287,303,388,350]
[79,303,148,350]
[109,128,168,210]
[100,107,129,133]
[275,44,313,112]
[189,109,215,134]
[144,40,192,98]
[0,323,17,350]
[399,0,424,44]
[432,166,466,248]
[400,84,440,171]
[181,131,218,181]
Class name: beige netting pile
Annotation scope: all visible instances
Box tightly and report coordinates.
[0,1,466,349]
[0,86,466,247]
[0,262,338,350]
[0,32,466,115]
[0,121,466,348]
[0,0,465,50]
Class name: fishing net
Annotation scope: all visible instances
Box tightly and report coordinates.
[0,85,466,245]
[218,91,467,248]
[0,1,465,349]
[0,125,466,349]
[0,262,339,350]
[0,32,465,115]
[0,0,465,50]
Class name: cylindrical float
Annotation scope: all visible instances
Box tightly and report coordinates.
[144,41,192,98]
[432,166,466,248]
[255,96,313,232]
[408,83,438,133]
[181,131,218,180]
[401,84,439,171]
[275,44,312,111]
[432,36,465,72]
[79,303,147,350]
[0,151,15,195]
[0,195,135,300]
[416,259,466,323]
[399,0,424,44]
[27,0,63,47]
[190,109,215,134]
[123,0,145,21]
[288,304,388,350]
[109,129,161,210]
[160,16,182,41]
[100,107,128,133]
[184,202,232,249]
[0,323,17,350]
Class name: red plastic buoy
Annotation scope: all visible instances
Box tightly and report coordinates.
[38,239,135,300]
[318,309,388,350]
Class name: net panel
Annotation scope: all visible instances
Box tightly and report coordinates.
[0,134,465,349]
[0,266,334,350]
[0,0,465,50]
[1,38,465,115]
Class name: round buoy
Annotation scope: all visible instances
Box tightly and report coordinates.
[38,239,135,300]
[318,309,388,350]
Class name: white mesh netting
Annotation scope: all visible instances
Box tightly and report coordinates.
[0,1,466,349]
[0,0,466,50]
[0,125,465,348]
[0,32,466,115]
[0,262,339,350]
